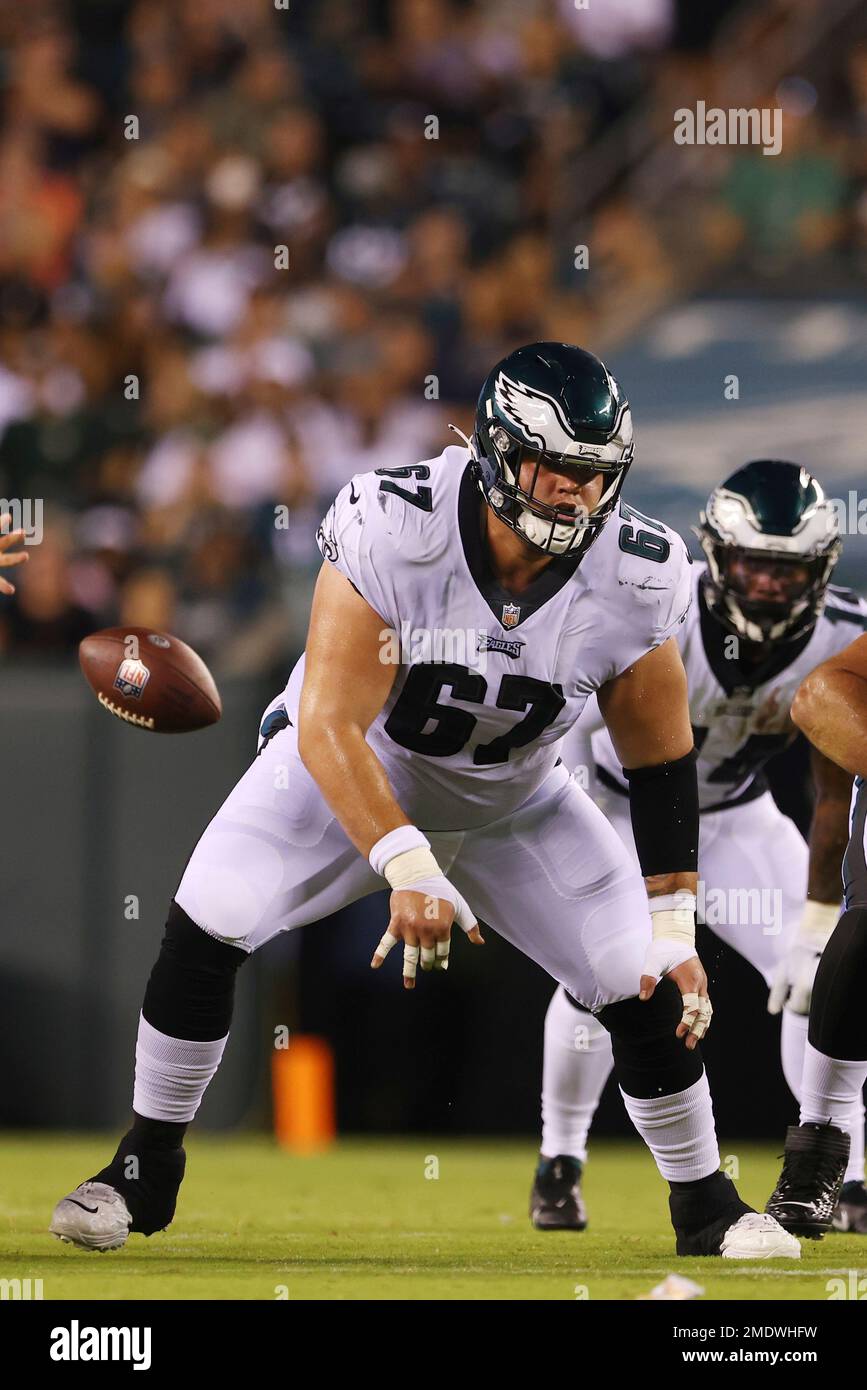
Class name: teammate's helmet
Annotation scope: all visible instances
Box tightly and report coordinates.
[468,342,634,558]
[696,460,841,645]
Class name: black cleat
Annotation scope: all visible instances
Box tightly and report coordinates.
[530,1154,587,1230]
[671,1171,750,1256]
[90,1128,186,1237]
[671,1171,800,1258]
[765,1123,850,1238]
[832,1179,867,1234]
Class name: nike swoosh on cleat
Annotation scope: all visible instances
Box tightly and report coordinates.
[67,1199,100,1214]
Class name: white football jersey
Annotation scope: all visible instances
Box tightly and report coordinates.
[591,562,867,812]
[280,445,692,831]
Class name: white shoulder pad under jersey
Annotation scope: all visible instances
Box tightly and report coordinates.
[592,565,867,813]
[315,450,458,627]
[575,496,693,686]
[298,451,692,832]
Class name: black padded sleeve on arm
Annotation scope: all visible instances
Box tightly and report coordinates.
[623,748,699,877]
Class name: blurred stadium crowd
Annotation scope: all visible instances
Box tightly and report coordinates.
[1,0,865,673]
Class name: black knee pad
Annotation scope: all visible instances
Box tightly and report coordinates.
[142,900,249,1042]
[596,978,704,1098]
[809,906,867,1061]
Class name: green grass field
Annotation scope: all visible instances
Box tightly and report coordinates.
[1,1134,865,1300]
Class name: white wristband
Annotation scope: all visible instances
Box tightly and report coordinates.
[650,891,696,948]
[798,900,839,945]
[369,825,430,878]
[383,848,444,891]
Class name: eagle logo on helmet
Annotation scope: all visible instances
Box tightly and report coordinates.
[493,372,584,456]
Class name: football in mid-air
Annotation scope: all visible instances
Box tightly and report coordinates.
[79,626,222,733]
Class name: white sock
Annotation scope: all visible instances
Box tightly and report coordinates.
[800,1040,867,1184]
[620,1072,720,1182]
[540,986,613,1161]
[133,1014,228,1123]
[782,1012,865,1183]
[780,1007,809,1102]
[846,1104,866,1184]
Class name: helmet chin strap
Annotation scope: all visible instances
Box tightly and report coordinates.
[448,423,475,452]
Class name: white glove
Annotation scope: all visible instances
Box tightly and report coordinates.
[641,934,700,982]
[640,891,712,1042]
[369,826,480,979]
[767,901,840,1016]
[640,890,699,984]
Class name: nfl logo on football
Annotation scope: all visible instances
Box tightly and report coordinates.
[114,658,150,700]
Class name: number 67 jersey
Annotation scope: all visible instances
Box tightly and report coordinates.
[280,445,693,832]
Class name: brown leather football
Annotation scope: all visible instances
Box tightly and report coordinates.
[79,626,222,733]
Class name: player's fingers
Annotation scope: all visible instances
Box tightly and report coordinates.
[767,968,788,1016]
[399,922,420,989]
[638,974,657,1001]
[0,524,26,551]
[678,992,712,1048]
[370,928,400,969]
[403,942,420,990]
[694,997,713,1038]
[420,933,454,973]
[676,1003,698,1040]
[466,924,485,946]
[766,989,785,1016]
[678,990,700,1024]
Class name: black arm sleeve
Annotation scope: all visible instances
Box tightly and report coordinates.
[623,748,699,877]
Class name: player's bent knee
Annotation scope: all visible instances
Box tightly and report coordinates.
[142,901,249,1042]
[809,906,867,1061]
[597,979,704,1098]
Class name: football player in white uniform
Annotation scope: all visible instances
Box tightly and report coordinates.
[51,344,797,1260]
[532,460,867,1233]
[766,633,867,1237]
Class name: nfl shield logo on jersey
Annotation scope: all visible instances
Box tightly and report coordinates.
[114,657,150,700]
[501,603,521,629]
